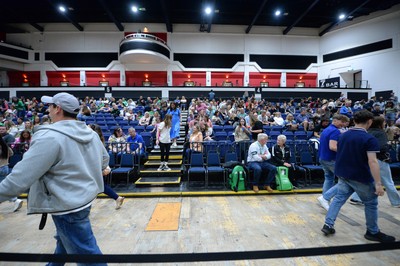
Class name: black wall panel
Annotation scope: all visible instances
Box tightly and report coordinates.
[0,45,28,60]
[16,90,102,100]
[250,54,317,69]
[112,90,162,99]
[0,91,10,99]
[174,53,244,68]
[169,90,244,100]
[323,39,392,63]
[45,53,118,67]
[347,92,369,102]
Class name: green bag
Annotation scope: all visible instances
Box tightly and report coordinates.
[229,165,246,192]
[275,166,293,191]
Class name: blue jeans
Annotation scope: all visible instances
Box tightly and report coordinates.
[248,161,276,186]
[320,160,337,201]
[0,165,17,202]
[325,177,379,234]
[47,206,106,266]
[351,160,400,206]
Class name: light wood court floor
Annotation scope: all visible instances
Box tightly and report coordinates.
[0,194,399,266]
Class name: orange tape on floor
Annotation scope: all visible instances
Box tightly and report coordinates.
[145,202,181,231]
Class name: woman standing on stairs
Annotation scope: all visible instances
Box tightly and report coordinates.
[156,114,172,171]
[167,102,181,148]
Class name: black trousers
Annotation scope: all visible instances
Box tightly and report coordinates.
[160,142,172,162]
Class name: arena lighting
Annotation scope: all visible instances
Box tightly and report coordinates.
[205,7,212,15]
[275,10,281,16]
[131,6,138,13]
[339,13,346,20]
[58,5,66,12]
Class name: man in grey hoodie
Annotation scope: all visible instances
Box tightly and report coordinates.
[0,92,109,265]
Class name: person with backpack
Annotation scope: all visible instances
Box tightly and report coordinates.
[247,133,276,193]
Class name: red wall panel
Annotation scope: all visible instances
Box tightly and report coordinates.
[172,72,206,86]
[86,71,120,86]
[7,71,40,86]
[286,73,317,87]
[249,72,281,87]
[126,71,167,86]
[46,71,80,86]
[211,72,244,87]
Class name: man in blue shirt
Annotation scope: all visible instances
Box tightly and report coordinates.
[127,127,146,156]
[339,100,353,118]
[295,108,309,130]
[317,114,349,211]
[321,110,395,243]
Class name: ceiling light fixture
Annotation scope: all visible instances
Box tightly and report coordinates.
[59,6,66,12]
[131,6,138,13]
[205,7,212,15]
[339,13,346,20]
[275,10,281,16]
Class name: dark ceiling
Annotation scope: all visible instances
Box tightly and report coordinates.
[1,0,400,35]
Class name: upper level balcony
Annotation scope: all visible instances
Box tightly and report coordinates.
[119,33,171,65]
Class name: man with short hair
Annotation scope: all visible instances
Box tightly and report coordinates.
[127,127,146,156]
[0,92,109,264]
[247,133,276,193]
[317,114,349,211]
[321,110,395,243]
[0,123,15,144]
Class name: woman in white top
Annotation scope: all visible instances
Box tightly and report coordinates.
[156,114,172,171]
[272,112,285,126]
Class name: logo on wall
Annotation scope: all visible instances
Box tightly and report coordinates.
[319,77,340,88]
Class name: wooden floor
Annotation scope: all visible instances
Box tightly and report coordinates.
[0,194,399,266]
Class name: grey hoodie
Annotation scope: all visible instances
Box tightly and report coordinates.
[0,120,109,214]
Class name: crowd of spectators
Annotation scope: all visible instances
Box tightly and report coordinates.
[0,92,399,153]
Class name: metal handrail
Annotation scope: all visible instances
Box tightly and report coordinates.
[121,33,168,46]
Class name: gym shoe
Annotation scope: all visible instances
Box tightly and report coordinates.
[321,224,335,236]
[157,162,164,171]
[163,164,171,171]
[115,197,125,210]
[364,230,395,243]
[318,196,330,211]
[13,199,23,212]
[172,142,177,147]
[349,199,364,205]
[154,145,160,149]
[252,186,259,193]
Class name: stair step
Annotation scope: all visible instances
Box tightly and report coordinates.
[135,176,181,186]
[148,154,183,160]
[140,168,182,174]
[145,160,182,166]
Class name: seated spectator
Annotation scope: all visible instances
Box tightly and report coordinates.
[247,133,276,193]
[371,103,384,117]
[139,112,151,126]
[110,103,121,118]
[108,127,127,153]
[313,117,330,139]
[126,127,146,156]
[16,117,25,132]
[4,121,18,137]
[234,118,251,142]
[284,113,298,131]
[269,134,299,187]
[249,113,263,140]
[384,101,397,126]
[24,121,33,133]
[258,110,270,125]
[124,108,135,121]
[339,100,353,118]
[40,115,51,125]
[353,101,363,111]
[189,124,203,153]
[272,112,285,126]
[296,108,310,130]
[12,130,31,152]
[77,105,92,120]
[0,123,15,144]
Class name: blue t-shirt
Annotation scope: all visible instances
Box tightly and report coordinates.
[335,128,379,184]
[319,124,340,161]
[126,134,145,153]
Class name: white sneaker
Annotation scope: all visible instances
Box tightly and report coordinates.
[115,196,125,210]
[157,162,165,171]
[154,145,160,149]
[172,142,177,147]
[163,162,171,171]
[318,196,330,211]
[13,199,23,212]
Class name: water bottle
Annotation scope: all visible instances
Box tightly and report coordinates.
[281,168,285,176]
